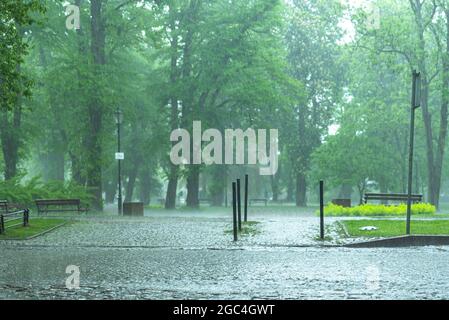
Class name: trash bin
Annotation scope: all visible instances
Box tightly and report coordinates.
[123,202,144,216]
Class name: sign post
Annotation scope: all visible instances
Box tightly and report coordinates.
[115,108,123,215]
[232,182,238,241]
[320,180,324,240]
[406,70,421,235]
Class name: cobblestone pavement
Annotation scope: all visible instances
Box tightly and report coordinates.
[1,207,448,299]
[0,206,329,248]
[2,246,449,299]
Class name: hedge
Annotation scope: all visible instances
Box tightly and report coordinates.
[322,203,436,217]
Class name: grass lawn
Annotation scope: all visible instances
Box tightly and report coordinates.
[341,219,449,238]
[0,219,67,240]
[225,221,261,236]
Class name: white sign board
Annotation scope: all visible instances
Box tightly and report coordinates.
[115,152,124,160]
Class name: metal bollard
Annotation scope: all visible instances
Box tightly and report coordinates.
[232,182,238,241]
[23,209,29,227]
[0,214,4,234]
[244,174,248,222]
[237,178,242,231]
[320,180,324,240]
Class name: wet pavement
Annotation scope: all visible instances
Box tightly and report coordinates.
[1,207,449,299]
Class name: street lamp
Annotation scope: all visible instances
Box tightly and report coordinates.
[406,70,421,235]
[115,107,123,215]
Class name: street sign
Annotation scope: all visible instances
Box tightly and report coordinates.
[115,152,124,160]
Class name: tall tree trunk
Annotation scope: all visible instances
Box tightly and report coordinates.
[0,25,23,180]
[186,165,200,208]
[0,106,21,180]
[295,114,308,207]
[286,176,294,202]
[139,166,152,206]
[104,175,117,204]
[125,164,139,202]
[357,181,366,205]
[431,7,449,209]
[181,1,200,208]
[165,166,178,209]
[414,160,420,195]
[209,166,225,206]
[271,169,281,202]
[48,151,65,181]
[70,0,88,186]
[87,0,106,210]
[38,46,66,182]
[165,6,179,209]
[70,151,85,185]
[295,172,307,207]
[411,0,448,208]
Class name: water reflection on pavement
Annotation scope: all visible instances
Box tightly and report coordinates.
[1,208,448,299]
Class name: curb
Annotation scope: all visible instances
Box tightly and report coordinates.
[344,235,449,248]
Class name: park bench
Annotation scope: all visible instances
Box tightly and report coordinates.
[0,200,25,214]
[249,198,268,206]
[199,198,211,205]
[35,199,88,215]
[363,193,423,204]
[0,208,29,234]
[0,200,10,214]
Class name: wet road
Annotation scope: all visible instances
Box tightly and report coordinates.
[2,245,449,299]
[1,208,449,299]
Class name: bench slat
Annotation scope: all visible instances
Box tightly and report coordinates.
[365,193,422,198]
[249,199,268,206]
[364,193,423,204]
[35,199,87,215]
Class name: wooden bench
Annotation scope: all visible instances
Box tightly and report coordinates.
[249,198,268,206]
[199,198,211,205]
[0,200,24,214]
[364,193,423,204]
[0,200,9,214]
[35,199,88,215]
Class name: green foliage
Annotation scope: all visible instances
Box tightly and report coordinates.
[0,176,94,207]
[0,0,46,108]
[3,0,449,211]
[323,203,436,217]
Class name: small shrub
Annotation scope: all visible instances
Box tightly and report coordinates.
[0,176,94,208]
[321,203,436,217]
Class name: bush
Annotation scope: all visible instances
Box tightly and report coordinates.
[321,203,436,217]
[0,176,94,208]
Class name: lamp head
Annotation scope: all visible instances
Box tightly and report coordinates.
[115,108,123,124]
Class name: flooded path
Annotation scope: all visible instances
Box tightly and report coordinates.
[1,207,448,299]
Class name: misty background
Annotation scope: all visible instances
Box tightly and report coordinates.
[1,0,449,211]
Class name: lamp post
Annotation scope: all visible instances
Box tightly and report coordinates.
[406,70,421,235]
[115,107,123,215]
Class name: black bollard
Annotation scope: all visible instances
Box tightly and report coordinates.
[320,180,324,240]
[244,174,248,222]
[237,179,242,231]
[232,182,238,241]
[23,209,29,227]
